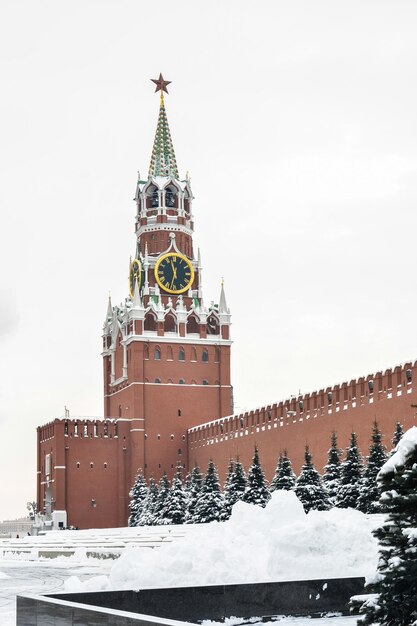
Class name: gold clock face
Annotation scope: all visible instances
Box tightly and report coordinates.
[129,259,142,297]
[154,252,194,294]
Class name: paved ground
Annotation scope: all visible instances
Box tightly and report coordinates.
[0,560,109,626]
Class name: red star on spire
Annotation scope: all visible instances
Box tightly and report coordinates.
[151,73,171,94]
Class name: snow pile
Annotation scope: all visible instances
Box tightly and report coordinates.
[378,425,417,478]
[65,491,379,592]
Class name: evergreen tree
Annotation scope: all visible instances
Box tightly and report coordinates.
[184,470,193,493]
[335,432,363,509]
[137,476,158,526]
[185,464,203,523]
[270,453,283,492]
[322,432,342,505]
[391,421,404,454]
[243,446,271,508]
[164,464,187,525]
[222,458,247,519]
[358,428,417,626]
[128,468,148,527]
[295,446,331,513]
[152,473,171,525]
[357,422,388,514]
[221,459,235,521]
[193,460,224,523]
[270,450,296,492]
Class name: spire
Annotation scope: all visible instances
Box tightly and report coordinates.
[133,277,141,308]
[106,294,113,320]
[148,74,179,179]
[219,279,228,313]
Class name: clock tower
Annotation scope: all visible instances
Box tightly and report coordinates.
[102,75,233,487]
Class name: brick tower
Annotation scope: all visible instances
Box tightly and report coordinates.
[102,75,233,488]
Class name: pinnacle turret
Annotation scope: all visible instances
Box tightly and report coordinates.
[106,294,113,321]
[219,280,228,313]
[148,92,179,179]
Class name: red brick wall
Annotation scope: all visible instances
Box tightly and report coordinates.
[188,361,417,482]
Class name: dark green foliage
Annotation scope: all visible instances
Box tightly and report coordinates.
[270,450,296,492]
[128,468,148,526]
[391,421,404,453]
[295,446,330,513]
[222,458,247,519]
[185,464,203,523]
[193,460,224,523]
[137,476,158,526]
[243,446,271,508]
[358,429,417,626]
[165,464,187,525]
[357,422,388,514]
[335,432,363,509]
[322,432,342,504]
[153,473,171,525]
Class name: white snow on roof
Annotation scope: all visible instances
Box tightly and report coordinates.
[152,176,170,189]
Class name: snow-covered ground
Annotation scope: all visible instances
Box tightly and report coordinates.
[0,559,112,626]
[70,491,380,591]
[0,492,380,625]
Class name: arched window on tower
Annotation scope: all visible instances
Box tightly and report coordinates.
[154,346,161,360]
[164,312,177,333]
[167,346,173,361]
[151,188,159,208]
[184,190,190,214]
[178,347,185,361]
[214,347,220,363]
[207,314,219,335]
[144,312,157,332]
[191,347,197,362]
[202,349,209,363]
[165,187,176,208]
[187,314,199,334]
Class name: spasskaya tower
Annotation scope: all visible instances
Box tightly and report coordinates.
[102,74,233,484]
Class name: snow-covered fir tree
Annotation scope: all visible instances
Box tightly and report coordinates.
[220,459,235,521]
[193,460,224,523]
[152,473,171,525]
[243,446,271,508]
[137,476,158,526]
[295,446,330,513]
[185,464,203,523]
[222,458,247,519]
[270,450,296,492]
[335,432,363,509]
[357,422,388,514]
[358,427,417,626]
[164,464,187,525]
[128,468,148,526]
[391,421,404,454]
[270,453,283,491]
[322,432,342,505]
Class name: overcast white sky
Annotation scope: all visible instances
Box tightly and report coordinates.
[1,0,417,520]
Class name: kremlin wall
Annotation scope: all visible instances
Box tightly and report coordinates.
[188,360,417,482]
[36,77,417,529]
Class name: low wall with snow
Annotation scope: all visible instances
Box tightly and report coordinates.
[17,577,365,625]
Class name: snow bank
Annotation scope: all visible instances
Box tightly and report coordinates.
[378,426,417,478]
[111,492,378,588]
[67,491,379,592]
